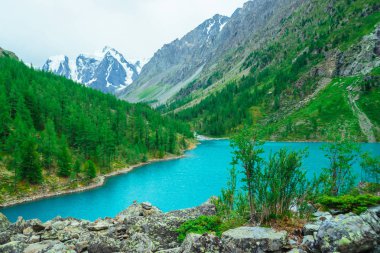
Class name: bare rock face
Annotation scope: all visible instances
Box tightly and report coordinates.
[221,227,288,253]
[338,25,380,76]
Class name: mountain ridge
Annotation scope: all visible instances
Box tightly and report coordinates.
[42,47,141,94]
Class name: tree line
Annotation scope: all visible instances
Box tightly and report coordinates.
[0,57,193,187]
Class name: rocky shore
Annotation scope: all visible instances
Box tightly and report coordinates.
[0,200,379,253]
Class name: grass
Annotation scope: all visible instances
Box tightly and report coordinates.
[260,78,365,141]
[137,84,164,100]
[317,194,380,214]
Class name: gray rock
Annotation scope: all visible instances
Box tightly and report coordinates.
[221,226,288,253]
[300,235,316,253]
[0,213,10,232]
[123,200,216,251]
[23,226,34,235]
[10,233,28,243]
[117,201,162,219]
[29,219,45,232]
[87,235,121,253]
[302,224,320,236]
[88,220,113,231]
[122,232,155,253]
[287,249,307,253]
[142,202,153,210]
[0,231,11,244]
[315,210,379,253]
[0,241,27,253]
[179,233,223,253]
[157,248,180,253]
[75,240,89,253]
[23,241,55,253]
[338,25,380,76]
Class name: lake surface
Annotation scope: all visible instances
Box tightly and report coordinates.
[1,140,379,222]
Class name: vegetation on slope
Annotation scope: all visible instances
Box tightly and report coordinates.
[0,57,193,204]
[161,0,380,140]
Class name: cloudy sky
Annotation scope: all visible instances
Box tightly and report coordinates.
[0,0,247,66]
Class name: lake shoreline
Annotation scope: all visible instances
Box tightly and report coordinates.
[0,143,198,209]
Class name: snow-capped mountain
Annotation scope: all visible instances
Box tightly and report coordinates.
[42,47,142,94]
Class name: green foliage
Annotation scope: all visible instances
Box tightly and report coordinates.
[176,216,222,241]
[57,136,72,177]
[214,166,238,218]
[230,127,264,221]
[360,153,380,184]
[258,148,310,221]
[72,160,81,178]
[219,127,311,224]
[0,57,193,191]
[317,194,380,214]
[85,160,96,180]
[18,135,43,184]
[318,140,360,196]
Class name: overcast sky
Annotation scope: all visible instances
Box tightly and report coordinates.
[0,0,247,66]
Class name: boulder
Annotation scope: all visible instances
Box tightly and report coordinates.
[157,248,180,253]
[10,217,27,233]
[23,240,58,253]
[28,219,45,232]
[179,233,223,253]
[222,226,288,253]
[315,209,380,253]
[123,200,217,250]
[0,241,27,253]
[88,220,113,231]
[300,235,316,253]
[122,232,155,253]
[0,231,11,244]
[0,213,10,232]
[117,201,162,219]
[286,249,307,253]
[87,235,121,253]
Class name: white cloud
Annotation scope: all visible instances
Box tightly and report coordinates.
[0,0,247,66]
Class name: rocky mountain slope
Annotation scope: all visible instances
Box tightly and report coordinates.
[159,0,380,141]
[42,47,140,94]
[0,47,18,60]
[0,201,379,252]
[120,0,303,105]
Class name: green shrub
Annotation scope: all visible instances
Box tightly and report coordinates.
[317,194,380,214]
[176,216,222,241]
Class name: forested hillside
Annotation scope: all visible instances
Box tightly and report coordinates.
[162,0,380,141]
[0,57,192,202]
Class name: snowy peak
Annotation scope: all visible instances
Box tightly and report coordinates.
[42,55,71,79]
[42,47,141,94]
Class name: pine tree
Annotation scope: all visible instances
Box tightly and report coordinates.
[0,85,11,148]
[40,120,58,171]
[19,135,43,184]
[73,160,81,178]
[57,135,72,177]
[86,160,96,180]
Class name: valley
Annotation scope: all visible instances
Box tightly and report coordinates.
[0,0,380,252]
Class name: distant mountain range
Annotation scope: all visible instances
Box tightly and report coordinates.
[42,47,144,94]
[119,0,299,105]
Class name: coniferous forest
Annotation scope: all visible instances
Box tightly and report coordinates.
[0,57,193,198]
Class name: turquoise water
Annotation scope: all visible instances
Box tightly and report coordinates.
[1,140,379,222]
